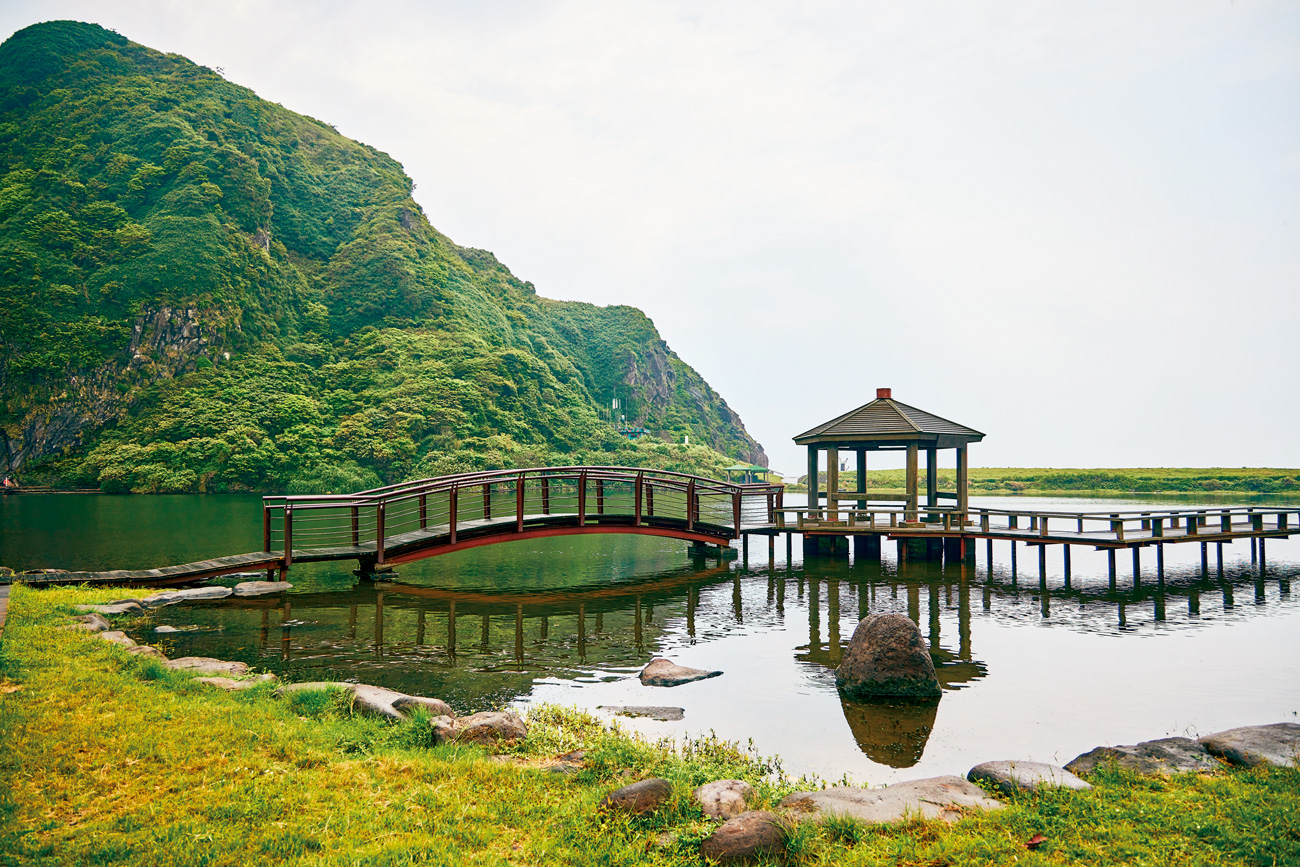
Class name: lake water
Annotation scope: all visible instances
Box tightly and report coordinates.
[3,491,1298,784]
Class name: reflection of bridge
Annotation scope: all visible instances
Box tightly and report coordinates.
[25,467,784,586]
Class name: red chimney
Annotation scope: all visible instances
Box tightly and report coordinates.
[876,388,892,399]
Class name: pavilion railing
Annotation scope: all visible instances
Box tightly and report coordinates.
[263,467,784,566]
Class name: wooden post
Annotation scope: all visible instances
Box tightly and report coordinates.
[1010,539,1017,575]
[283,505,293,568]
[732,491,742,537]
[541,477,550,514]
[1063,545,1072,587]
[375,502,386,565]
[596,478,605,515]
[1038,544,1046,581]
[418,494,427,531]
[516,473,524,533]
[1201,542,1209,574]
[647,483,655,517]
[925,448,937,515]
[905,444,919,522]
[1157,543,1165,579]
[986,538,993,572]
[1132,546,1140,585]
[449,486,458,545]
[826,446,839,522]
[856,448,866,502]
[686,479,696,530]
[351,505,360,546]
[1108,549,1116,587]
[956,444,969,524]
[1260,537,1267,575]
[483,483,491,520]
[577,471,587,525]
[807,444,819,520]
[634,473,644,526]
[263,505,272,553]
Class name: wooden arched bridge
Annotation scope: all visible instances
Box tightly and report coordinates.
[31,467,785,586]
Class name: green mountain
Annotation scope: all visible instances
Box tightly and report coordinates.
[0,21,765,493]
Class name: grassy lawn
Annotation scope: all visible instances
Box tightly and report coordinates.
[1,584,1297,865]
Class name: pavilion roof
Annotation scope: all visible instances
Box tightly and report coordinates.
[793,396,984,448]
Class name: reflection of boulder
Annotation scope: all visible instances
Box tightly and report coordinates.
[839,695,938,768]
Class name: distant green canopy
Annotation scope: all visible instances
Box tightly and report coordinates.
[723,463,774,483]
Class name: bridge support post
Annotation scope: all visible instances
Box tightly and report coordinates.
[1063,545,1071,588]
[1107,549,1116,588]
[1201,542,1209,575]
[852,534,881,561]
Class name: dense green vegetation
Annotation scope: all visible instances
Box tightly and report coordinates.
[2,583,1298,865]
[0,21,764,493]
[796,468,1300,497]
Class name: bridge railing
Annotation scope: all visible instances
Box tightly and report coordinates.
[263,466,784,566]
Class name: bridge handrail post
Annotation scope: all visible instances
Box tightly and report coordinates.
[284,504,293,567]
[578,471,587,525]
[450,486,458,545]
[541,476,550,514]
[1040,516,1049,537]
[516,473,525,533]
[376,502,386,565]
[418,495,427,531]
[351,505,360,546]
[263,504,272,553]
[635,473,644,526]
[732,490,741,537]
[980,511,990,533]
[483,483,492,520]
[687,479,696,530]
[596,478,605,515]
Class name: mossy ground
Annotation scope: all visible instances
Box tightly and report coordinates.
[1,584,1296,866]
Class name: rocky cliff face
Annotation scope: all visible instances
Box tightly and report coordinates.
[2,305,230,473]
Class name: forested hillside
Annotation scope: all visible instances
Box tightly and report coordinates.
[0,21,765,493]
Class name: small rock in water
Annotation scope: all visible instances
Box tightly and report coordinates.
[165,656,249,676]
[698,811,788,863]
[694,779,756,820]
[1199,723,1300,768]
[600,705,685,721]
[968,761,1092,794]
[835,614,941,699]
[1066,736,1222,776]
[598,778,672,815]
[96,630,137,648]
[233,581,293,597]
[780,776,1001,824]
[154,625,181,633]
[639,658,722,687]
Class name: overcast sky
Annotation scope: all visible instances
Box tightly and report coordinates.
[5,1,1297,474]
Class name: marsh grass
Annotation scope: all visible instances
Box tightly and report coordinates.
[2,584,1297,865]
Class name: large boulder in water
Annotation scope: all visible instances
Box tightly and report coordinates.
[835,614,940,699]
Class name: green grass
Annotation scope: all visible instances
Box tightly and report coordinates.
[795,467,1300,497]
[2,584,1297,865]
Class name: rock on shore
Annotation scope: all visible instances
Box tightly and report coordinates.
[1066,736,1222,776]
[780,776,1001,824]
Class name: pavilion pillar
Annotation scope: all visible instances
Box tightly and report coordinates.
[826,447,839,521]
[807,445,820,520]
[925,448,938,517]
[956,444,969,522]
[855,448,866,506]
[905,444,919,522]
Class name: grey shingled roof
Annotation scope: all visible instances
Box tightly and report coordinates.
[793,398,984,444]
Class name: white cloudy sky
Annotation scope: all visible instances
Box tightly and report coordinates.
[4,1,1297,474]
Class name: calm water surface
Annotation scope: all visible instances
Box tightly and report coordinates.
[3,492,1298,783]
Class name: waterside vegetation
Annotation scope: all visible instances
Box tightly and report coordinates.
[1,583,1297,866]
[794,467,1300,498]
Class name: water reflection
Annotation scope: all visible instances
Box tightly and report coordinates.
[143,545,1298,771]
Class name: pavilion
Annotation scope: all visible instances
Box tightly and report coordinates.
[793,388,984,523]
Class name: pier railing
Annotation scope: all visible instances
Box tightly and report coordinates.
[780,503,1299,545]
[263,467,784,566]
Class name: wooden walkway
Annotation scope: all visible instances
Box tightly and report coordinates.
[16,467,783,587]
